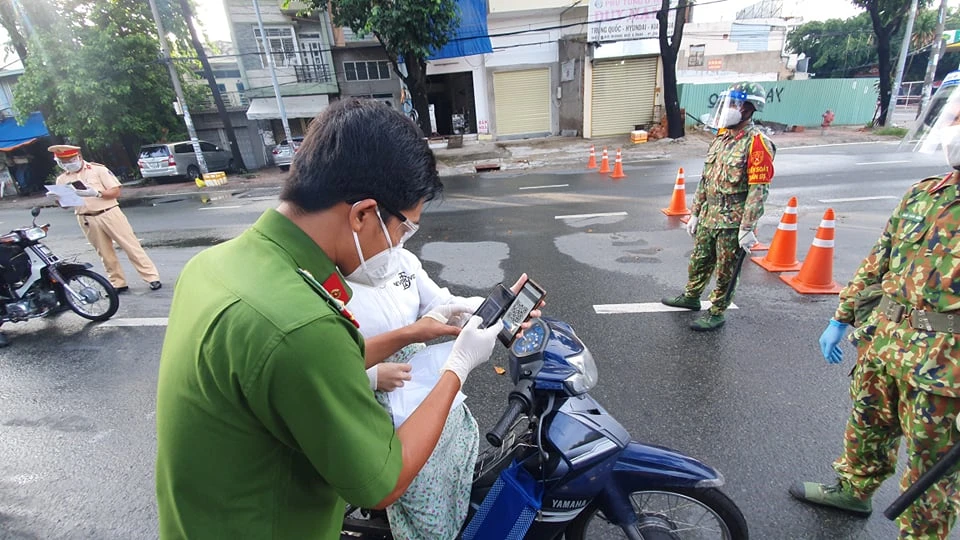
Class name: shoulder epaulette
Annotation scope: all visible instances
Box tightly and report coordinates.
[296,268,359,328]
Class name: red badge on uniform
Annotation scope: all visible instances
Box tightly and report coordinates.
[747,134,774,185]
[321,273,350,303]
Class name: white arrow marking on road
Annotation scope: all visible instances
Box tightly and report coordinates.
[853,160,910,166]
[555,212,628,220]
[99,317,169,327]
[593,301,738,314]
[199,205,243,211]
[519,184,569,190]
[817,196,899,203]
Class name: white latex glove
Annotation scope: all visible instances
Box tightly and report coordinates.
[685,215,699,237]
[423,300,476,324]
[738,229,758,251]
[45,192,59,199]
[441,315,500,386]
[456,296,485,312]
[74,188,99,198]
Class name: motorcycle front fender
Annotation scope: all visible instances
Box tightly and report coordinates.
[592,441,726,529]
[52,262,93,275]
[613,441,724,491]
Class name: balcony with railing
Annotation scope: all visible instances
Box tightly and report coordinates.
[245,51,340,98]
[198,90,249,112]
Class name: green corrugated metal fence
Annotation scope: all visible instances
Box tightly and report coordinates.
[678,78,879,127]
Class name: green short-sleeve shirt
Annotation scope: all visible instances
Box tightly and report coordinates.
[156,209,402,539]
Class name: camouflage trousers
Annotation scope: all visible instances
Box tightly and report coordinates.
[683,226,740,315]
[834,343,960,539]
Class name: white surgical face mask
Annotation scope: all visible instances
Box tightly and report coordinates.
[943,126,960,170]
[721,108,743,128]
[346,205,401,287]
[59,158,81,173]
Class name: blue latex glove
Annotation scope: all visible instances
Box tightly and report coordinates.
[819,319,849,364]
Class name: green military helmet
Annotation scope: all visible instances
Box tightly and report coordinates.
[727,82,766,112]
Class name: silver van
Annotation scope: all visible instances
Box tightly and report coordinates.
[137,140,233,182]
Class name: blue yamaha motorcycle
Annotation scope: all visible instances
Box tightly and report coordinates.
[342,317,748,539]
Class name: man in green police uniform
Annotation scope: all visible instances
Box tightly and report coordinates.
[156,100,500,539]
[662,81,776,331]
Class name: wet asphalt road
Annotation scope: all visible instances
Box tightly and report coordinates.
[1,141,957,539]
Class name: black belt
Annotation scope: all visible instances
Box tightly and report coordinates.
[878,295,959,334]
[79,206,118,217]
[706,192,747,205]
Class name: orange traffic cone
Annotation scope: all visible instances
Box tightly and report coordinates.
[598,147,611,174]
[780,208,843,294]
[587,145,598,169]
[753,197,802,272]
[661,167,691,216]
[610,148,627,180]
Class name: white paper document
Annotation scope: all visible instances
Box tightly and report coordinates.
[387,341,467,428]
[44,185,85,208]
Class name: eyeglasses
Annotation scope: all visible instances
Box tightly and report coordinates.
[377,203,419,244]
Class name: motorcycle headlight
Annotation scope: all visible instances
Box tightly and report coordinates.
[563,347,598,395]
[23,227,46,241]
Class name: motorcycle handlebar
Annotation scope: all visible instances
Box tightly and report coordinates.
[486,379,534,448]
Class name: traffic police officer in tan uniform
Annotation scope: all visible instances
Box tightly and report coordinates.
[48,145,161,292]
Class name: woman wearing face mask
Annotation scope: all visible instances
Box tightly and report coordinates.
[662,81,776,331]
[343,198,536,539]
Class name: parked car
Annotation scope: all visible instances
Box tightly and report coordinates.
[272,137,304,171]
[137,140,233,183]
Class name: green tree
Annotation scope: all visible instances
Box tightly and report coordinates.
[297,0,460,135]
[787,14,876,78]
[12,0,202,165]
[856,0,931,126]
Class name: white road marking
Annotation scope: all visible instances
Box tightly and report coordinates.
[555,211,628,220]
[818,196,899,203]
[593,301,738,314]
[779,141,899,150]
[99,317,169,327]
[198,205,243,211]
[519,184,569,190]
[854,160,910,166]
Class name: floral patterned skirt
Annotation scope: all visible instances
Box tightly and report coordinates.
[375,343,479,540]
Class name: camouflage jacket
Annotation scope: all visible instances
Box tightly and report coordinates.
[691,123,775,231]
[836,173,960,396]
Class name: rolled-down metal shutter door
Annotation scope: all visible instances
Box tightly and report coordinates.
[494,69,551,136]
[591,57,659,137]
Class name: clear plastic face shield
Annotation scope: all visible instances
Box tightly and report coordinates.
[701,90,748,131]
[902,73,960,169]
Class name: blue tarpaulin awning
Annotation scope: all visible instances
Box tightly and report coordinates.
[429,0,492,60]
[0,111,49,152]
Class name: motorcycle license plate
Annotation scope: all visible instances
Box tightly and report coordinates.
[37,244,54,257]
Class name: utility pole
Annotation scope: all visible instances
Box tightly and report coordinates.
[178,0,246,173]
[252,0,293,146]
[919,0,949,118]
[147,0,207,176]
[887,0,920,127]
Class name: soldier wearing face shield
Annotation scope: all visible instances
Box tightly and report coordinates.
[790,72,960,538]
[662,82,776,330]
[48,145,161,293]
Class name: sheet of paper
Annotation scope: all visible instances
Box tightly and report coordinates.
[387,341,467,428]
[44,185,85,208]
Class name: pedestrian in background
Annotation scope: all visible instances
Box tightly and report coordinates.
[47,145,160,293]
[790,78,960,538]
[661,82,775,331]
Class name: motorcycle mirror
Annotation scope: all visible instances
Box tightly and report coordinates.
[30,207,41,218]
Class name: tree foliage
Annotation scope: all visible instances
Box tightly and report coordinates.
[298,0,460,135]
[12,0,203,163]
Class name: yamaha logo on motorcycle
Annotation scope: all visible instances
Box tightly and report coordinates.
[343,317,749,539]
[0,207,119,344]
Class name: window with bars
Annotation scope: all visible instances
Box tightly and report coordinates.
[254,26,300,68]
[688,44,705,67]
[343,61,392,81]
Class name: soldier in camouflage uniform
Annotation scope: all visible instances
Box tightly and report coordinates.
[790,75,960,539]
[662,82,776,331]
